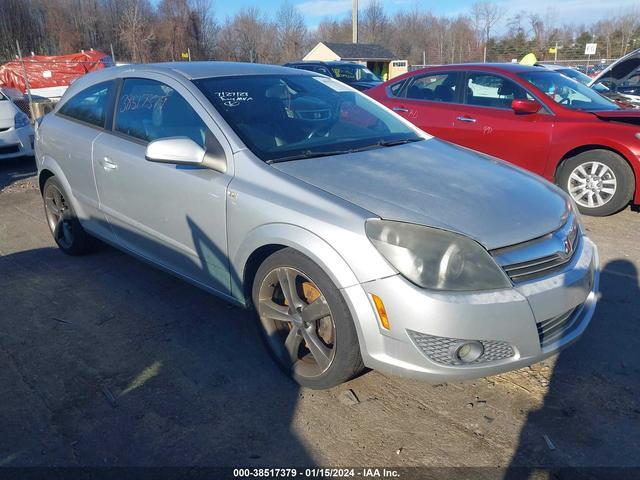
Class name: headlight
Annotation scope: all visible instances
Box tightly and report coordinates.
[14,111,30,128]
[365,220,511,291]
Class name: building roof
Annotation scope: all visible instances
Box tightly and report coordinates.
[323,42,395,61]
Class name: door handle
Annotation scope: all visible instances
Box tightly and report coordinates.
[100,156,118,170]
[456,116,477,123]
[392,106,409,113]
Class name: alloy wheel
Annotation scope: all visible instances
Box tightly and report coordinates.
[257,267,336,379]
[44,183,74,249]
[567,161,617,209]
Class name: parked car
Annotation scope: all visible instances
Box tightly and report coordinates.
[590,48,640,107]
[541,64,609,92]
[367,63,640,216]
[283,61,382,91]
[36,62,598,389]
[0,88,34,160]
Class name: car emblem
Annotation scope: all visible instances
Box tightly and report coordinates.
[564,238,573,256]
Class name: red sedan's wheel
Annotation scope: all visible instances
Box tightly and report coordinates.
[558,149,634,217]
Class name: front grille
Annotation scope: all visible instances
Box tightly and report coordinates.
[537,305,582,348]
[0,144,20,155]
[407,330,515,366]
[492,213,580,283]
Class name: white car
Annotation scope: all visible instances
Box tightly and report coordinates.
[0,89,34,160]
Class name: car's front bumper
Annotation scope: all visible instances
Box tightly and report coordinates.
[342,236,599,382]
[0,124,34,159]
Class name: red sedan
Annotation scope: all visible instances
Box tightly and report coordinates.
[367,63,640,216]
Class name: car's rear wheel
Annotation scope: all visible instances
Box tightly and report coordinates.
[558,149,634,216]
[43,176,96,255]
[252,248,364,389]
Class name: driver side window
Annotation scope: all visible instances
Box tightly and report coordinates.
[465,73,533,109]
[115,78,209,148]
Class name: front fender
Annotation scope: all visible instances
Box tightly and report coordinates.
[230,223,361,304]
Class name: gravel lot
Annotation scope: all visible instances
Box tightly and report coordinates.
[1,156,639,469]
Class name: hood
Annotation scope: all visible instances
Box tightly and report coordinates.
[273,139,569,250]
[591,109,640,125]
[591,48,640,87]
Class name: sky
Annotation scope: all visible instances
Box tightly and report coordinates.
[212,0,640,32]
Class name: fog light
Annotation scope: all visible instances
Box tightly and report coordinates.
[453,341,484,363]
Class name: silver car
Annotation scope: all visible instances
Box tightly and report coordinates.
[35,62,599,389]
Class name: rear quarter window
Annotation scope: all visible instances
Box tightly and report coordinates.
[58,81,113,128]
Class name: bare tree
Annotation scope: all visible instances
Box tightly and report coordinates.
[361,0,390,45]
[472,1,503,61]
[0,0,637,71]
[119,0,155,63]
[275,1,307,63]
[315,18,352,44]
[617,6,640,56]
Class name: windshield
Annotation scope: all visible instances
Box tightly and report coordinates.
[557,68,592,86]
[194,74,422,162]
[520,71,619,111]
[329,65,381,84]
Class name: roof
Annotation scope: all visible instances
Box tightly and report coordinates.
[145,61,309,79]
[285,60,372,67]
[409,63,548,75]
[322,42,395,61]
[58,61,314,104]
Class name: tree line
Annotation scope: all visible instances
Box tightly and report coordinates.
[1,0,638,66]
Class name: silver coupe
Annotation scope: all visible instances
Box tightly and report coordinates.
[35,62,599,389]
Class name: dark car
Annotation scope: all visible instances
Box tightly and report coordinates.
[284,61,382,91]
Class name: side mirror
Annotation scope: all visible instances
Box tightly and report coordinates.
[511,99,541,114]
[145,137,227,173]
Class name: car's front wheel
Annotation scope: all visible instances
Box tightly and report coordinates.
[558,149,634,216]
[42,176,96,255]
[252,248,364,389]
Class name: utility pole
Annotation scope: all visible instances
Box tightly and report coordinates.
[554,41,558,62]
[15,40,35,121]
[352,0,358,44]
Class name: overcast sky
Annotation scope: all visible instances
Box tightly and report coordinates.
[213,0,640,32]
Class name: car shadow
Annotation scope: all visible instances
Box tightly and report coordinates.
[504,259,640,477]
[0,156,36,191]
[0,212,314,467]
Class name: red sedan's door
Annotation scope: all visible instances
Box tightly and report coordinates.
[378,71,463,140]
[451,71,554,175]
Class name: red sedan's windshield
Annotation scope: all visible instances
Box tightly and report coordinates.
[520,71,620,111]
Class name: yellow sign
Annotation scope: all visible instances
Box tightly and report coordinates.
[549,47,557,54]
[181,52,189,59]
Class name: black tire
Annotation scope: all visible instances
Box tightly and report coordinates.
[557,149,634,216]
[42,176,96,255]
[252,248,364,389]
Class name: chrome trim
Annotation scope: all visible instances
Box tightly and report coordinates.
[491,213,579,283]
[537,299,591,349]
